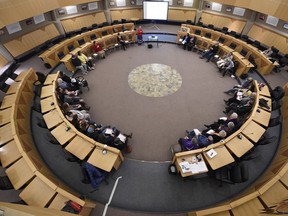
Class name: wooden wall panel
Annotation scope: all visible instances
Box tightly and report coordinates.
[207,0,288,21]
[247,24,288,54]
[3,24,60,58]
[110,8,143,21]
[202,12,246,33]
[0,54,8,68]
[168,8,196,22]
[60,12,106,33]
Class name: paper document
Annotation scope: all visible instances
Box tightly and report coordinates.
[118,133,126,143]
[105,128,113,135]
[207,149,217,158]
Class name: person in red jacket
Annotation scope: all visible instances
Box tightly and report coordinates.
[92,41,106,59]
[137,26,143,43]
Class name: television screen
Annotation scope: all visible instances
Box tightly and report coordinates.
[143,1,169,20]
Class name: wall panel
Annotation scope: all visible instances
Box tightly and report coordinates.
[202,11,246,33]
[110,8,143,21]
[3,24,60,58]
[168,8,196,22]
[60,12,106,33]
[247,24,288,54]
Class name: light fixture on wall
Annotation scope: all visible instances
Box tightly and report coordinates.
[177,0,182,5]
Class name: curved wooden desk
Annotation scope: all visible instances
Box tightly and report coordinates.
[39,23,136,71]
[0,68,95,214]
[179,24,276,75]
[39,71,124,172]
[173,80,271,177]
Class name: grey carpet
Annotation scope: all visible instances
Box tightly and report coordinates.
[80,43,236,161]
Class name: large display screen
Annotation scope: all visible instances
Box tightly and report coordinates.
[143,1,169,20]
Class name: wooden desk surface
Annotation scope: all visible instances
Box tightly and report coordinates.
[5,157,35,190]
[203,145,235,170]
[0,122,14,146]
[40,85,54,99]
[48,193,68,210]
[175,151,208,177]
[15,71,29,82]
[253,108,271,127]
[0,139,21,168]
[51,122,76,145]
[40,96,56,113]
[0,94,16,110]
[65,135,95,160]
[0,107,12,126]
[44,74,58,86]
[19,176,57,208]
[6,82,21,95]
[43,109,63,129]
[259,85,270,97]
[87,146,119,172]
[60,54,72,62]
[225,133,254,158]
[242,120,266,143]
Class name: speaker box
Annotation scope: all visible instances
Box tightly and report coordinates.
[148,44,153,49]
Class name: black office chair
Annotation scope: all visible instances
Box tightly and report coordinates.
[102,22,109,27]
[121,19,127,23]
[241,35,249,42]
[252,40,261,48]
[257,133,278,145]
[229,43,237,49]
[91,23,98,29]
[112,20,119,25]
[36,116,47,129]
[46,133,60,145]
[221,27,228,34]
[81,27,88,33]
[272,100,282,111]
[270,86,285,101]
[90,34,97,41]
[186,20,192,24]
[67,44,75,52]
[102,30,108,36]
[215,163,249,186]
[197,21,203,26]
[273,55,288,73]
[218,37,225,44]
[207,24,214,29]
[194,29,201,35]
[240,49,248,57]
[248,55,257,69]
[57,51,65,60]
[268,116,282,127]
[204,32,212,39]
[229,31,236,37]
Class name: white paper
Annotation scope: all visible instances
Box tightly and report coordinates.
[104,128,113,135]
[207,149,217,158]
[88,2,98,10]
[233,7,245,16]
[118,133,126,143]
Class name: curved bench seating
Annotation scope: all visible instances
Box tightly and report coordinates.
[177,24,278,75]
[40,71,124,172]
[0,68,95,215]
[187,83,288,216]
[172,80,271,177]
[39,23,136,71]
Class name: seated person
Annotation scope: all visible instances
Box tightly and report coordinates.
[57,78,79,91]
[224,100,254,117]
[92,41,105,59]
[65,109,91,121]
[208,130,226,143]
[77,51,94,70]
[261,46,274,58]
[71,54,89,75]
[187,36,197,51]
[204,112,239,132]
[216,52,233,70]
[224,77,254,95]
[62,102,90,113]
[59,71,72,83]
[111,132,133,151]
[178,136,199,151]
[117,33,126,50]
[224,89,253,105]
[57,86,80,98]
[181,33,191,50]
[200,43,219,62]
[221,59,235,77]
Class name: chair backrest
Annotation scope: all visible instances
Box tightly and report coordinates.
[268,115,281,127]
[68,44,75,52]
[102,22,109,27]
[195,29,201,35]
[252,40,260,48]
[218,37,225,44]
[240,49,248,57]
[208,24,214,29]
[90,34,97,40]
[204,32,211,38]
[78,38,85,46]
[57,51,65,60]
[81,27,88,33]
[186,20,192,24]
[241,35,248,41]
[102,30,108,36]
[222,27,228,33]
[229,43,237,49]
[91,24,98,29]
[121,19,126,23]
[229,31,236,36]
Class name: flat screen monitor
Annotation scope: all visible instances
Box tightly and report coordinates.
[143,1,169,20]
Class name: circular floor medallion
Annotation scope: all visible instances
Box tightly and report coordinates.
[128,63,182,97]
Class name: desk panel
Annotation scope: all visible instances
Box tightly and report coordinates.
[0,140,22,168]
[65,135,95,160]
[0,94,16,110]
[253,108,271,127]
[259,85,270,98]
[44,74,58,86]
[5,157,35,190]
[6,82,21,95]
[43,109,63,129]
[0,107,12,126]
[87,146,120,172]
[242,120,266,143]
[225,133,254,158]
[203,145,235,170]
[40,85,54,99]
[19,176,57,207]
[0,123,14,146]
[51,122,76,145]
[40,96,56,113]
